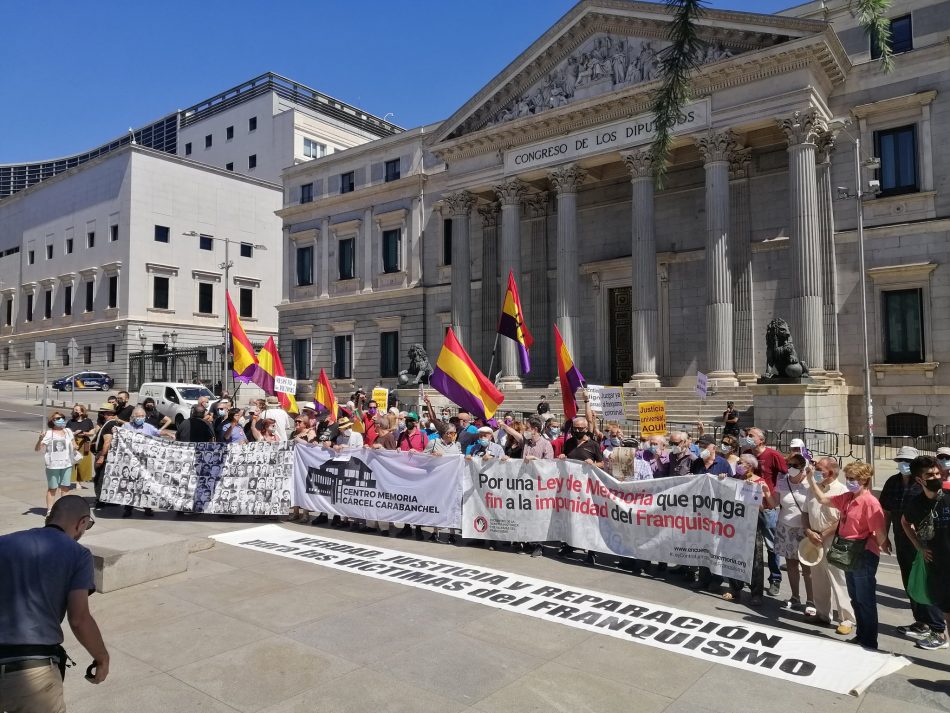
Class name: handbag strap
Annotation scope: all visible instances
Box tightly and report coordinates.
[786,475,805,514]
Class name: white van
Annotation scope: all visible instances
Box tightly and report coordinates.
[138,382,215,426]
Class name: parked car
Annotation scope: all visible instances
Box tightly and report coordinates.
[52,371,115,391]
[138,382,215,426]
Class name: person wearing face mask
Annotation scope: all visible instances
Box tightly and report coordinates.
[114,391,134,423]
[0,496,109,708]
[261,395,292,441]
[35,412,79,516]
[740,427,787,595]
[251,417,281,443]
[141,397,172,432]
[774,453,815,613]
[900,455,950,651]
[879,446,942,642]
[936,446,950,476]
[211,398,233,437]
[396,412,427,453]
[356,399,379,447]
[689,435,732,476]
[558,416,604,466]
[806,462,890,650]
[465,426,505,459]
[802,457,854,634]
[719,434,740,473]
[120,407,163,518]
[667,431,697,476]
[642,436,671,478]
[67,405,96,490]
[723,454,776,606]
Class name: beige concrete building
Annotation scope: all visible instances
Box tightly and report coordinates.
[278,0,950,437]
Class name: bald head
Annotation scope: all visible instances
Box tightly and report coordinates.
[47,495,93,541]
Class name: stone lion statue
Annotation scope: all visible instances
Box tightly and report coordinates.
[764,318,809,379]
[397,344,433,386]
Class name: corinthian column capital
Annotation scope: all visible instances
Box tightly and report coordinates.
[778,109,826,147]
[477,201,500,227]
[729,148,752,180]
[523,191,549,219]
[621,149,656,180]
[493,178,528,207]
[815,130,836,164]
[696,130,739,165]
[548,164,587,195]
[444,191,476,217]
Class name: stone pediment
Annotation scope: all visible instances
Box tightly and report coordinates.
[430,0,834,146]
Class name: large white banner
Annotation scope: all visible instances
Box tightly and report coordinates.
[462,459,759,581]
[293,446,463,528]
[212,525,908,696]
[101,430,294,515]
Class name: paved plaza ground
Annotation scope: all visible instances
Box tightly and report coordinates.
[1,384,947,712]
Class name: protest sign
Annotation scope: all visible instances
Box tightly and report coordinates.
[371,387,389,408]
[101,430,294,514]
[583,385,603,413]
[274,376,296,394]
[213,525,908,696]
[695,372,708,398]
[638,401,666,436]
[294,446,463,527]
[462,460,757,581]
[600,387,625,420]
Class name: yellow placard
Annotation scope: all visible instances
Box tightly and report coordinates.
[371,388,389,409]
[638,400,667,437]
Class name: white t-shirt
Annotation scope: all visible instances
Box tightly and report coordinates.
[804,479,848,541]
[335,430,363,448]
[262,408,293,440]
[776,474,811,528]
[42,429,74,469]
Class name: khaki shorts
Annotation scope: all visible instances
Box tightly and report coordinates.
[0,659,65,713]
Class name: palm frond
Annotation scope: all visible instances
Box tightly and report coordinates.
[852,0,894,72]
[650,0,707,187]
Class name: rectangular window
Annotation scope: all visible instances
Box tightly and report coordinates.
[338,238,356,280]
[87,231,95,248]
[110,224,119,242]
[226,125,234,141]
[107,344,115,363]
[443,219,453,266]
[198,283,214,314]
[226,162,234,171]
[300,183,313,204]
[62,347,70,367]
[205,134,212,148]
[380,331,399,378]
[874,125,917,196]
[384,159,400,182]
[199,234,213,251]
[4,298,12,326]
[248,116,257,132]
[248,154,257,169]
[185,142,192,156]
[382,228,401,273]
[153,276,169,309]
[239,287,253,318]
[883,288,924,363]
[292,338,311,379]
[154,225,170,243]
[26,293,33,322]
[303,138,326,158]
[84,281,94,312]
[296,245,313,286]
[28,250,34,265]
[83,345,91,364]
[340,171,354,194]
[871,14,912,59]
[333,334,352,379]
[46,245,53,260]
[64,284,72,316]
[107,275,118,309]
[44,290,52,319]
[25,352,31,369]
[3,348,8,370]
[66,238,73,254]
[240,243,253,258]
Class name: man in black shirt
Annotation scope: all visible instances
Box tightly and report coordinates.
[557,415,603,562]
[177,405,215,443]
[92,403,120,506]
[114,391,134,422]
[901,455,950,651]
[537,395,550,416]
[722,401,740,436]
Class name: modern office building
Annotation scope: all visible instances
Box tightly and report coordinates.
[277,0,950,437]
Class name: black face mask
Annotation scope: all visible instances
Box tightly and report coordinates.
[572,429,588,438]
[925,478,943,493]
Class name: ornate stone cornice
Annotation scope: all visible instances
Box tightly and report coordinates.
[729,147,752,180]
[477,201,500,227]
[548,164,587,195]
[523,191,550,218]
[494,178,528,207]
[815,130,835,165]
[621,149,656,179]
[696,131,739,164]
[778,109,826,147]
[443,191,476,217]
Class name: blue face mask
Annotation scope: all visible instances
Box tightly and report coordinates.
[53,418,66,428]
[846,479,861,493]
[133,417,145,427]
[477,438,489,448]
[897,462,912,476]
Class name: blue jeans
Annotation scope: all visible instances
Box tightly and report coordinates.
[846,551,880,649]
[763,508,781,583]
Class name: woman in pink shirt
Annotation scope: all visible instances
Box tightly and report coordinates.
[806,462,890,650]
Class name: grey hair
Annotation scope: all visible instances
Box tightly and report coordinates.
[739,453,759,471]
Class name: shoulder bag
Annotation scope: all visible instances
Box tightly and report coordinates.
[826,496,867,571]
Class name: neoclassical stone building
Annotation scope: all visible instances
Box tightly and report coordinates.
[278,0,950,436]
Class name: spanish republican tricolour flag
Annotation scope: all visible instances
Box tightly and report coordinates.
[497,270,533,374]
[226,291,258,380]
[314,368,339,422]
[555,324,585,421]
[254,337,298,413]
[430,327,505,421]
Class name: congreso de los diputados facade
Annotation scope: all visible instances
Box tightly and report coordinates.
[277,0,950,437]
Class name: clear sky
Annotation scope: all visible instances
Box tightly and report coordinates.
[1,0,795,163]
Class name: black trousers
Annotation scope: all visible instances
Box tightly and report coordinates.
[896,539,945,631]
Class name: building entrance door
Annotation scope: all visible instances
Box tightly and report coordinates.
[608,286,633,385]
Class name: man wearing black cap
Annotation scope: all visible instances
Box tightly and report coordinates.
[690,435,733,476]
[92,403,120,507]
[723,401,740,436]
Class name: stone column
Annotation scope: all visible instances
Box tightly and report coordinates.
[779,110,825,376]
[696,131,738,385]
[729,148,756,383]
[524,192,550,384]
[478,202,499,369]
[621,149,661,388]
[548,164,586,357]
[444,191,476,348]
[494,178,527,388]
[816,131,840,376]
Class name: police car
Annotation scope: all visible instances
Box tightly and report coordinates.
[52,371,115,391]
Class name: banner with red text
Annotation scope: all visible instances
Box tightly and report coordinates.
[462,461,759,581]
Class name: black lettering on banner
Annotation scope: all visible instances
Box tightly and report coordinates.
[780,659,816,677]
[701,641,734,657]
[732,647,781,669]
[655,629,689,646]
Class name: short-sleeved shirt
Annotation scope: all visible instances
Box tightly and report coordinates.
[690,455,733,477]
[425,439,462,456]
[123,421,161,438]
[904,490,950,562]
[41,430,73,469]
[397,429,427,452]
[669,452,697,477]
[879,473,920,545]
[0,526,95,645]
[522,437,554,460]
[830,492,886,556]
[563,437,602,464]
[755,448,788,491]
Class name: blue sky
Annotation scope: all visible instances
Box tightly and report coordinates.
[1,0,794,163]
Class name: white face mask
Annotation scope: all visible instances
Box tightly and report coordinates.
[699,448,712,460]
[787,467,801,478]
[670,446,682,456]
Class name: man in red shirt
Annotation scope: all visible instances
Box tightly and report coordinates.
[744,427,788,596]
[396,412,427,452]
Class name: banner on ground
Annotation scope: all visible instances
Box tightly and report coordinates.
[100,429,294,514]
[293,446,463,528]
[212,525,909,696]
[462,460,758,581]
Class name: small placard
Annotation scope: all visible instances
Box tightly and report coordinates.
[274,376,297,394]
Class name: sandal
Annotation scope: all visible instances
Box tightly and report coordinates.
[804,602,818,617]
[722,592,737,602]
